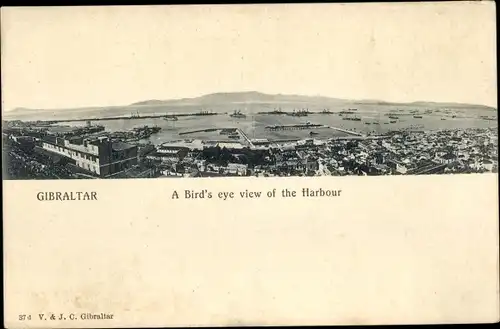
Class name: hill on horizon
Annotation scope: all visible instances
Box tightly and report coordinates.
[5,91,497,115]
[128,91,497,110]
[129,91,347,106]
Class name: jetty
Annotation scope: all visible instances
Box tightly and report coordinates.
[179,128,219,135]
[27,111,220,125]
[265,123,325,131]
[330,127,364,137]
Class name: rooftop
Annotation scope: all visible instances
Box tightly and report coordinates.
[112,141,136,152]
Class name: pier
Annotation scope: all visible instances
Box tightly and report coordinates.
[27,112,221,125]
[330,127,364,137]
[179,127,255,148]
[179,128,220,135]
[265,123,325,131]
[236,128,255,148]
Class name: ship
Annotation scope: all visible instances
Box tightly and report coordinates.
[342,116,361,121]
[390,120,397,123]
[163,115,178,121]
[195,109,215,116]
[230,110,246,118]
[259,107,285,115]
[122,125,162,141]
[441,118,446,120]
[320,109,333,114]
[220,128,238,135]
[290,109,309,117]
[132,125,161,134]
[413,115,423,119]
[388,115,399,120]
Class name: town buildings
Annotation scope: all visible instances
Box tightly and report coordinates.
[41,135,138,177]
[3,116,497,179]
[151,127,497,177]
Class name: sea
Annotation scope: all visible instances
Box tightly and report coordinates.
[4,103,498,144]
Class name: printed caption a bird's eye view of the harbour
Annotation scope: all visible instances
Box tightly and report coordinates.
[3,92,498,179]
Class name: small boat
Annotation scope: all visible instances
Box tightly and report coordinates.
[309,131,319,136]
[413,115,423,119]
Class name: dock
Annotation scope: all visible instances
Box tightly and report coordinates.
[28,112,221,124]
[236,128,255,148]
[330,127,364,137]
[179,128,220,135]
[265,123,325,131]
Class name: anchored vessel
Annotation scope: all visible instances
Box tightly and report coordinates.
[290,109,309,117]
[230,110,247,118]
[342,114,361,121]
[265,122,324,130]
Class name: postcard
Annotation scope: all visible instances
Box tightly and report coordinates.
[2,2,499,327]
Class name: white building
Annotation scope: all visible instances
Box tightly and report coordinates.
[41,135,138,177]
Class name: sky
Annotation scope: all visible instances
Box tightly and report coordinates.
[1,3,497,111]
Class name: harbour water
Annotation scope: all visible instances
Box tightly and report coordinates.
[59,112,497,145]
[5,103,497,144]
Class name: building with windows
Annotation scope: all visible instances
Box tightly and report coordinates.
[146,146,189,162]
[41,135,138,177]
[227,163,248,176]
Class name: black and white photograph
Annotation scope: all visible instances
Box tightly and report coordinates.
[2,4,497,180]
[3,4,499,328]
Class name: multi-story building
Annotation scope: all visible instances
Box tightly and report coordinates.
[146,145,189,163]
[41,135,138,177]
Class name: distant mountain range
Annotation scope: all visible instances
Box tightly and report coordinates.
[129,91,497,110]
[129,91,346,106]
[7,107,42,114]
[6,91,497,114]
